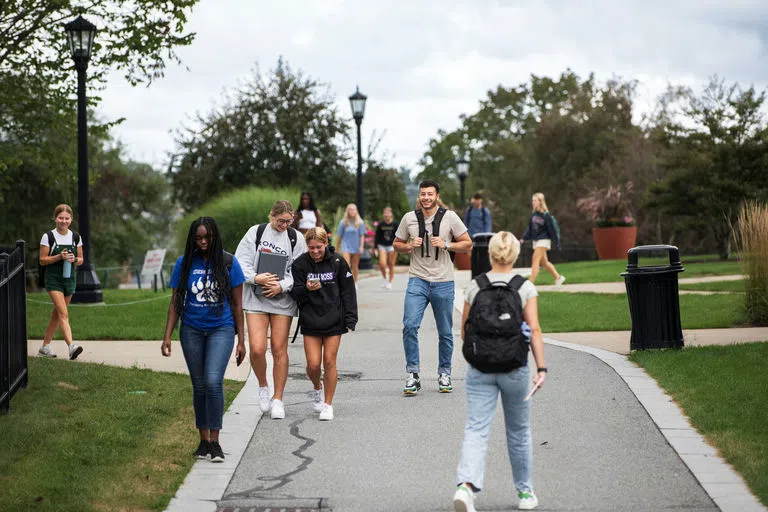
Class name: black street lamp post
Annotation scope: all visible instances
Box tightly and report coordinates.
[457,155,469,206]
[348,86,367,218]
[65,15,103,303]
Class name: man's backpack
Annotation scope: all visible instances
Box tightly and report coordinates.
[415,207,456,263]
[463,273,528,373]
[37,230,80,289]
[463,206,487,228]
[255,224,298,253]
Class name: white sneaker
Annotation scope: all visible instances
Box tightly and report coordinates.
[381,281,388,289]
[270,399,285,419]
[318,403,334,421]
[310,387,323,412]
[518,491,539,510]
[555,275,566,287]
[68,344,83,360]
[385,282,392,290]
[453,483,476,512]
[38,344,56,358]
[258,386,271,413]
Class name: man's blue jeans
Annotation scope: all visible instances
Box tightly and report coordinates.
[180,323,235,430]
[402,277,455,375]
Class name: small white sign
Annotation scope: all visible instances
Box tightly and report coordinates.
[141,249,166,279]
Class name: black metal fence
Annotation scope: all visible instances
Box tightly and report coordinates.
[1,241,29,414]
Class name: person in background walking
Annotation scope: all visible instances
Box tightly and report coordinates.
[235,200,307,420]
[374,206,398,289]
[463,192,492,238]
[336,203,366,285]
[37,204,84,360]
[161,216,246,463]
[393,180,472,395]
[453,231,546,511]
[292,191,323,235]
[291,227,358,421]
[520,192,565,286]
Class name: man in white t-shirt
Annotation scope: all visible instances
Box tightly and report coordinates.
[393,180,472,395]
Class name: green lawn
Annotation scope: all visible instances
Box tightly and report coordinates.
[27,289,175,340]
[630,344,768,506]
[679,280,746,292]
[0,358,243,512]
[533,257,742,285]
[539,291,746,332]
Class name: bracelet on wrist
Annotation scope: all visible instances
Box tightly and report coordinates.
[537,367,548,373]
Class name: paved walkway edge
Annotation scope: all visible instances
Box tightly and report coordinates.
[165,368,263,512]
[545,337,767,512]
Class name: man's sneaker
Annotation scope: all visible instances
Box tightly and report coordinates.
[385,282,392,290]
[193,440,211,460]
[68,344,83,360]
[453,483,476,512]
[258,386,271,413]
[403,372,421,395]
[438,373,453,393]
[555,275,566,287]
[270,399,286,419]
[209,441,225,463]
[518,491,539,510]
[310,387,323,412]
[38,345,56,358]
[319,403,334,421]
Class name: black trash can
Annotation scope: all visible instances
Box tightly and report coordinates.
[621,245,685,350]
[470,232,494,278]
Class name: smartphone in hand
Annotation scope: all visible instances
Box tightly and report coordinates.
[524,382,540,401]
[236,352,244,366]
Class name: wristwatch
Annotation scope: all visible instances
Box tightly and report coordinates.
[537,367,548,373]
[445,240,451,251]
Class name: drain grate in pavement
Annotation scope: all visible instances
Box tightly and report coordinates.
[287,370,361,381]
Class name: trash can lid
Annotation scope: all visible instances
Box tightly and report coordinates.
[623,244,684,274]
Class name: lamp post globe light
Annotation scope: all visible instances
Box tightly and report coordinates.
[65,15,103,303]
[348,86,372,270]
[456,155,469,206]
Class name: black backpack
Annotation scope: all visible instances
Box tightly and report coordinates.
[415,207,456,263]
[463,273,528,373]
[255,224,298,253]
[463,206,487,227]
[38,230,80,289]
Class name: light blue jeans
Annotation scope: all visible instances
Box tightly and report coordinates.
[456,365,533,493]
[180,323,235,430]
[402,277,455,375]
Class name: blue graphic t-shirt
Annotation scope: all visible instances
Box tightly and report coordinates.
[170,252,246,331]
[337,220,367,254]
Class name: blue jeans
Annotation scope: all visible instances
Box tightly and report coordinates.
[402,277,454,375]
[456,365,533,493]
[180,323,235,430]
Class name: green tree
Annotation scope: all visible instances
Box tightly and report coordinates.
[170,58,354,212]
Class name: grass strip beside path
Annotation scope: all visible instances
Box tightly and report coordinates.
[0,358,243,512]
[678,280,746,292]
[630,343,768,506]
[539,292,745,332]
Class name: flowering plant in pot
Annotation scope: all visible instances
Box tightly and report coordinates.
[577,183,637,259]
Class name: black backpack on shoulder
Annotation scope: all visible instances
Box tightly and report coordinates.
[38,230,80,289]
[415,207,456,263]
[254,224,298,252]
[463,273,528,373]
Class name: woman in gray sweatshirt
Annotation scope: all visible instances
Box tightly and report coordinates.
[235,200,307,420]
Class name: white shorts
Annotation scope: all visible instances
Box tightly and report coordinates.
[377,245,395,253]
[533,239,551,250]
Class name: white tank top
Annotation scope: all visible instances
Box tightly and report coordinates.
[298,209,317,230]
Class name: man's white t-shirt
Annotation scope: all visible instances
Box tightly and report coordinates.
[395,209,467,282]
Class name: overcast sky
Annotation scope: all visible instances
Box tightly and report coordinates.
[97,0,768,173]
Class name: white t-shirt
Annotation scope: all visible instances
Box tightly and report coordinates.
[298,209,317,230]
[464,272,538,310]
[395,209,467,282]
[40,230,83,249]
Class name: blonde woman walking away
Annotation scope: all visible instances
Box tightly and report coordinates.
[520,193,564,286]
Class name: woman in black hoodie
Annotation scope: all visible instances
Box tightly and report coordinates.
[291,227,358,420]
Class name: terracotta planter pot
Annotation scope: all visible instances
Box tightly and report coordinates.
[592,226,637,260]
[453,251,472,271]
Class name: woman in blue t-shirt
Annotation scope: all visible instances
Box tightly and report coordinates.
[162,217,246,463]
[336,203,367,283]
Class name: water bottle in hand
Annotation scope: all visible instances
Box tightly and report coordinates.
[62,250,72,278]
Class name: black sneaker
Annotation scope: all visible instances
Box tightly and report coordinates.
[209,441,225,463]
[403,372,421,395]
[193,440,210,459]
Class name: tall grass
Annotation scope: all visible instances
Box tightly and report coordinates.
[733,202,768,325]
[175,186,301,254]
